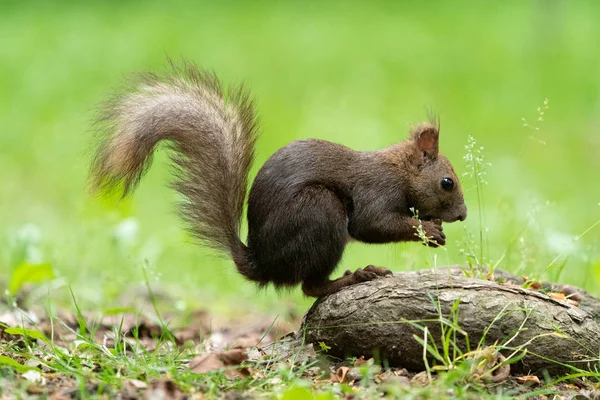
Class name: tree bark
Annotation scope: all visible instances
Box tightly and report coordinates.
[302,269,600,375]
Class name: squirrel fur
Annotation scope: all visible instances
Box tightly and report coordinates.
[90,62,467,297]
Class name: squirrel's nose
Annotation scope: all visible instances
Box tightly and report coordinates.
[455,206,467,222]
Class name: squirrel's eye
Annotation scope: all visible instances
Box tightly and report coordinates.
[441,177,454,191]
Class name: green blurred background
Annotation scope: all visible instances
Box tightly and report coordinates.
[1,0,599,315]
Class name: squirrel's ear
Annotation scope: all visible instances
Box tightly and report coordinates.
[410,123,439,161]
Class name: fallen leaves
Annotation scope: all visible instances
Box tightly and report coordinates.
[190,348,250,379]
[467,347,511,383]
[499,274,586,309]
[0,304,299,399]
[2,270,599,400]
[333,365,350,383]
[515,375,541,386]
[549,292,579,307]
[327,357,401,387]
[143,379,186,400]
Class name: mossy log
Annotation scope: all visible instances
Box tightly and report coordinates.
[302,269,600,375]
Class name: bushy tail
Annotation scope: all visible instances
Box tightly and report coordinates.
[89,62,257,277]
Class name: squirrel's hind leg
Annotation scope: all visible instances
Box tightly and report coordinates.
[302,265,392,297]
[247,184,348,287]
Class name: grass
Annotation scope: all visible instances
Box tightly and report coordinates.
[1,0,600,398]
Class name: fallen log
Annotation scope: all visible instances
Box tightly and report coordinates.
[302,269,600,375]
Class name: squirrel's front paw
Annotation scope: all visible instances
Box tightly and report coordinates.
[343,268,375,281]
[364,265,393,277]
[343,265,393,283]
[420,220,446,247]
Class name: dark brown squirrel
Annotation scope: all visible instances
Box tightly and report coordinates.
[89,63,467,298]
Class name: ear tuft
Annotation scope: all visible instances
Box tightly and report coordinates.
[410,122,439,161]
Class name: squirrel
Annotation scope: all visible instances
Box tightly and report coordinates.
[89,62,467,298]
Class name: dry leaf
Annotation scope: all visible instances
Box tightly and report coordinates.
[392,368,409,377]
[190,354,225,374]
[479,352,510,383]
[353,356,366,367]
[374,371,395,384]
[335,366,350,383]
[516,375,541,385]
[218,348,248,365]
[189,349,249,379]
[549,292,566,301]
[484,363,510,383]
[144,379,185,400]
[127,379,148,389]
[49,395,72,400]
[565,299,579,307]
[549,293,578,306]
[561,383,580,391]
[411,371,430,386]
[353,356,374,367]
[314,375,334,384]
